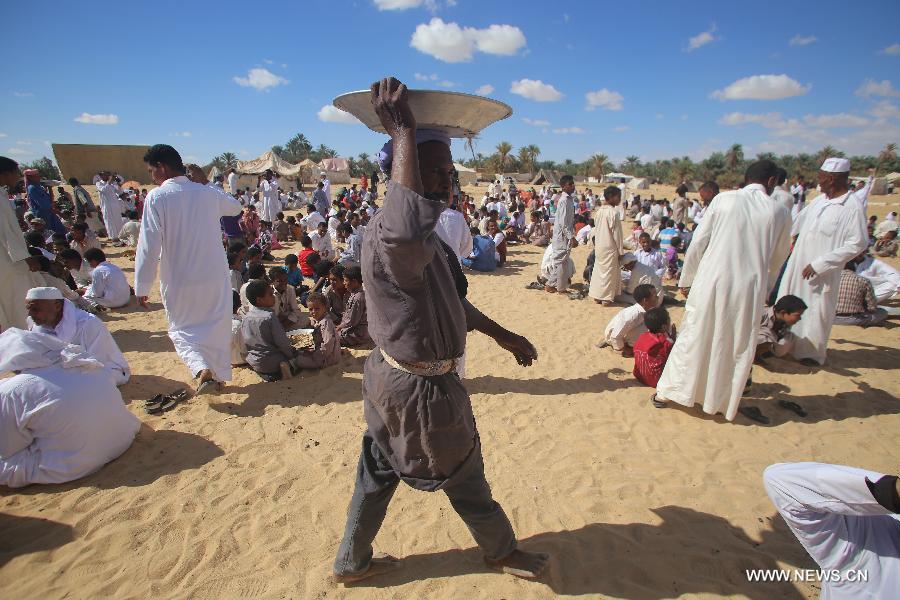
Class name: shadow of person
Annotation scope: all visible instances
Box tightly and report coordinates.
[111,328,175,353]
[466,370,640,396]
[0,424,223,494]
[739,381,899,427]
[349,506,811,599]
[825,339,900,371]
[0,513,75,567]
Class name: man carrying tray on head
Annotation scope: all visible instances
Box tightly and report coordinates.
[330,77,549,583]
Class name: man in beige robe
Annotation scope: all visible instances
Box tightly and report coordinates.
[0,156,42,330]
[588,186,624,305]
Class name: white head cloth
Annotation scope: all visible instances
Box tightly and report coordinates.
[820,157,850,173]
[26,287,65,301]
[0,328,103,373]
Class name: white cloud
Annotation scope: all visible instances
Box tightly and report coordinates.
[6,148,30,156]
[802,113,869,128]
[789,34,817,46]
[414,72,439,81]
[232,68,289,92]
[374,0,422,9]
[711,74,810,100]
[74,112,119,125]
[0,133,7,138]
[16,140,32,145]
[439,80,455,88]
[473,24,527,56]
[563,13,570,23]
[263,59,274,65]
[317,105,362,124]
[552,127,585,134]
[869,101,900,120]
[474,84,494,95]
[523,118,550,127]
[13,91,33,98]
[410,18,526,62]
[585,88,623,111]
[719,112,783,127]
[613,126,630,133]
[854,79,900,98]
[510,79,563,102]
[879,43,900,56]
[687,24,717,51]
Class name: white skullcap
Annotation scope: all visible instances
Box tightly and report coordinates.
[622,252,637,264]
[26,287,64,300]
[820,157,850,173]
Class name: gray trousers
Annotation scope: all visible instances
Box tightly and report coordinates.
[834,308,888,327]
[333,433,517,576]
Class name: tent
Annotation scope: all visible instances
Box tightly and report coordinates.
[530,169,561,186]
[53,143,153,184]
[602,172,633,183]
[453,163,476,187]
[319,157,351,184]
[207,166,222,182]
[629,177,649,189]
[235,150,304,177]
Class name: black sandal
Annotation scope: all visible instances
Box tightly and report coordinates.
[145,394,165,414]
[778,400,807,417]
[161,389,189,412]
[525,281,544,290]
[739,405,770,424]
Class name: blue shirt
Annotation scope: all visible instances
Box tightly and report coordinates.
[280,265,303,287]
[467,235,496,271]
[658,227,677,250]
[27,184,66,234]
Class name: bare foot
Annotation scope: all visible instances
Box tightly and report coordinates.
[332,554,400,584]
[485,549,550,579]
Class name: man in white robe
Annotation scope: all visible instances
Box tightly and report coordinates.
[544,175,577,294]
[227,168,239,195]
[96,173,126,239]
[855,253,899,304]
[26,287,130,385]
[0,156,43,330]
[655,161,791,421]
[588,187,623,305]
[258,170,280,224]
[850,168,876,213]
[0,328,140,488]
[776,158,869,366]
[320,173,331,202]
[436,205,473,263]
[764,462,899,600]
[135,144,243,393]
[771,168,795,220]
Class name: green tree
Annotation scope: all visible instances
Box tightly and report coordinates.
[623,155,640,173]
[284,133,313,162]
[495,141,513,174]
[589,153,608,178]
[23,156,60,180]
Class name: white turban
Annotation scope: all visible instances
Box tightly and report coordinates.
[0,328,103,373]
[820,157,850,173]
[26,287,64,301]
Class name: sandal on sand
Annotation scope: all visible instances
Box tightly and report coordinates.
[650,393,667,409]
[778,399,807,417]
[195,379,218,395]
[525,281,544,290]
[159,389,189,412]
[568,291,585,300]
[145,394,165,415]
[739,406,770,424]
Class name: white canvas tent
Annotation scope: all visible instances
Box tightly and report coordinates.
[629,177,649,189]
[454,163,476,186]
[235,151,304,177]
[319,157,350,184]
[602,172,634,183]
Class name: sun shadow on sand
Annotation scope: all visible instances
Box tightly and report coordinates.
[0,513,75,567]
[824,338,900,373]
[0,425,223,494]
[466,369,640,396]
[350,506,812,599]
[112,328,175,353]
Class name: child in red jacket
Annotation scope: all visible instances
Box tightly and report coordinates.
[297,235,320,277]
[633,307,676,393]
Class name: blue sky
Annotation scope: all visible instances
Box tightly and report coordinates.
[3,0,899,167]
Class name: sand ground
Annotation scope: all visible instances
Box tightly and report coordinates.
[1,183,898,599]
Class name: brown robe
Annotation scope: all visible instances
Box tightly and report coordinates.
[361,181,478,491]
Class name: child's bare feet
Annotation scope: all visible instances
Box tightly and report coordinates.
[485,549,550,579]
[332,554,400,584]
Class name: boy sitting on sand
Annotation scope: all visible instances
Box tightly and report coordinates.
[303,292,342,367]
[241,279,309,381]
[273,212,290,242]
[79,248,131,308]
[599,284,658,356]
[634,307,676,392]
[228,251,243,293]
[282,254,303,289]
[324,264,349,323]
[756,295,807,364]
[336,266,370,347]
[231,290,247,367]
[298,235,319,277]
[269,266,308,331]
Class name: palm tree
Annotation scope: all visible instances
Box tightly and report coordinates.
[285,133,312,161]
[624,155,640,173]
[495,141,513,175]
[517,147,532,173]
[218,152,237,169]
[815,145,842,166]
[878,143,897,166]
[526,144,541,171]
[589,153,608,178]
[725,144,744,173]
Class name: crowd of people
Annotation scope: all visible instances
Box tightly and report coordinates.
[1,76,898,595]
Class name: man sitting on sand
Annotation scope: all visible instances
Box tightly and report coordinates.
[599,284,659,356]
[617,253,664,306]
[0,328,140,488]
[80,248,132,308]
[26,287,130,385]
[834,260,889,327]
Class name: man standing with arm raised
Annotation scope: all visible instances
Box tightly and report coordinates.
[134,144,243,394]
[332,77,548,583]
